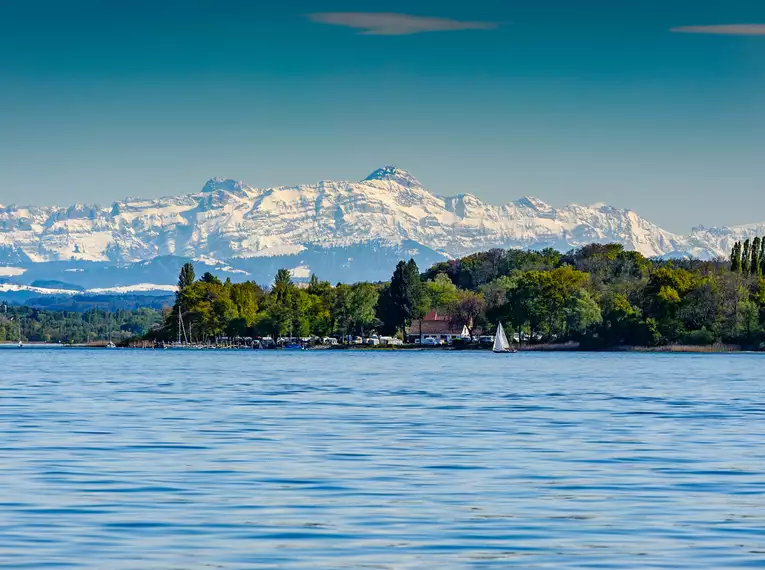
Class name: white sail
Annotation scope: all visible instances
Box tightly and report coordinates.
[493,322,510,352]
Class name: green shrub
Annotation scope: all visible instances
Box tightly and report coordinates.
[681,327,717,346]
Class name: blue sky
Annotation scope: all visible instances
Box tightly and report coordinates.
[1,0,764,232]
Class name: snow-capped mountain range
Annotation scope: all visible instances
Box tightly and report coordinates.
[0,166,758,292]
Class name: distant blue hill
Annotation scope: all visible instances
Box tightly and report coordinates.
[4,241,447,291]
[30,280,86,292]
[4,293,175,312]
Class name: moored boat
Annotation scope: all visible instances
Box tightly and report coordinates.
[493,322,514,353]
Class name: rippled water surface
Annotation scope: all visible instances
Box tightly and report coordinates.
[1,349,764,568]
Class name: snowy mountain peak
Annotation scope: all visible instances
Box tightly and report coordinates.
[514,196,553,213]
[201,178,248,194]
[0,167,755,270]
[363,166,422,188]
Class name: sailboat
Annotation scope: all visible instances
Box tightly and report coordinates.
[283,321,304,350]
[16,316,23,348]
[169,308,190,349]
[492,322,513,353]
[105,312,116,348]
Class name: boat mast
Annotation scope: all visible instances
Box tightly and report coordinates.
[178,308,188,345]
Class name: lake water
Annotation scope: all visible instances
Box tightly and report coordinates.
[0,349,763,569]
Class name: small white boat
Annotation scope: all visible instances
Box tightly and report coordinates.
[493,322,513,353]
[105,311,116,348]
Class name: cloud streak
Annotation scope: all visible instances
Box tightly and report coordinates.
[671,24,765,36]
[307,12,498,36]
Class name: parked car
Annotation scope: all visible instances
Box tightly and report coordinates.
[478,335,494,346]
[380,336,403,346]
[322,337,339,345]
[341,335,364,344]
[422,337,439,346]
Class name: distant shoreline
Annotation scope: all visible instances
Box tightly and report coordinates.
[328,342,747,354]
[0,341,110,348]
[1,341,756,354]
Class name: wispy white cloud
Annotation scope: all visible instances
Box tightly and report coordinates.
[307,12,498,36]
[671,24,765,36]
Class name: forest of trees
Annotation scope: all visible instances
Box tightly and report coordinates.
[5,241,765,349]
[152,242,765,349]
[730,237,765,276]
[0,304,162,344]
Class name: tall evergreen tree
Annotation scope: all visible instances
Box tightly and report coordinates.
[760,238,765,276]
[731,242,742,273]
[387,261,409,336]
[742,239,751,275]
[406,258,427,320]
[752,237,762,276]
[407,259,429,341]
[387,259,425,336]
[177,262,196,291]
[172,262,197,340]
[269,269,295,337]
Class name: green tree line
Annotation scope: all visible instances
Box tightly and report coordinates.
[5,243,764,348]
[157,243,765,348]
[0,304,162,344]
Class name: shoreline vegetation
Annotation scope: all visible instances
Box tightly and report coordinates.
[2,241,765,353]
[0,340,747,353]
